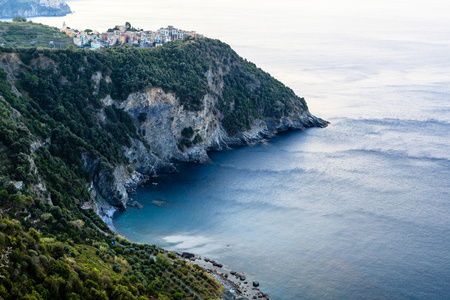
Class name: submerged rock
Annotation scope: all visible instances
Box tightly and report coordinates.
[128,201,143,209]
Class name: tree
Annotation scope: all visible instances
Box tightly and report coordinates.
[111,285,134,300]
[156,253,170,269]
[12,17,27,22]
[138,113,147,123]
[125,22,131,30]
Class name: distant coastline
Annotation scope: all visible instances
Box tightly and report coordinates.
[0,0,72,18]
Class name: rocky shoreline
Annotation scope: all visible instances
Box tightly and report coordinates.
[97,201,271,299]
[82,64,330,212]
[91,115,328,299]
[177,252,270,300]
[89,78,328,300]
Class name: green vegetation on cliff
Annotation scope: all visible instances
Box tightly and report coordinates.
[95,39,308,135]
[0,23,316,299]
[0,204,222,300]
[1,35,310,188]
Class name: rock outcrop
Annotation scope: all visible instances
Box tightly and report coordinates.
[0,41,327,211]
[0,0,72,18]
[89,67,328,209]
[88,67,327,209]
[118,70,327,162]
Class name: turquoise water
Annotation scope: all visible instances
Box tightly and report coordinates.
[21,0,450,298]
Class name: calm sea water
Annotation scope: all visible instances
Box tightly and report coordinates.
[22,0,450,298]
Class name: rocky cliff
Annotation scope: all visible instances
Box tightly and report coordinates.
[0,38,327,214]
[0,0,72,18]
[119,83,326,164]
[94,79,327,210]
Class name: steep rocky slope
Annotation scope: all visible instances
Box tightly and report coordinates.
[0,38,327,214]
[119,80,325,164]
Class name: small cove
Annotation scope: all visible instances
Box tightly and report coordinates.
[114,123,450,299]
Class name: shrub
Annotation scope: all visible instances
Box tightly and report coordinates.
[112,263,122,273]
[181,127,194,138]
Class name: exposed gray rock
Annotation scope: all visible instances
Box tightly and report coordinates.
[83,154,134,209]
[116,85,326,166]
[28,154,52,204]
[0,53,23,98]
[90,69,327,211]
[129,201,143,209]
[0,0,72,18]
[181,252,195,259]
[123,138,175,175]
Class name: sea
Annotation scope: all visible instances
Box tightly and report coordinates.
[15,0,450,299]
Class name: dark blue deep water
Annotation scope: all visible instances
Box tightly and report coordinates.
[114,117,450,299]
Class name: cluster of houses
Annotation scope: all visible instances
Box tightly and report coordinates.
[60,23,204,50]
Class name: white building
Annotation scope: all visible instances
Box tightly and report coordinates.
[91,41,101,50]
[73,34,88,47]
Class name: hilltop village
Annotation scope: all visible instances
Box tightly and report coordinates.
[61,22,204,49]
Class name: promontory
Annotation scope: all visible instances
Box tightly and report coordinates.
[0,32,327,299]
[0,0,72,18]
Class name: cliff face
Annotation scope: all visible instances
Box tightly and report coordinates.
[118,74,327,164]
[94,71,326,209]
[0,0,71,18]
[0,39,327,212]
[90,87,326,210]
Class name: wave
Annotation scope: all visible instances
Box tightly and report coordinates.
[289,116,450,161]
[345,209,450,237]
[217,149,450,176]
[344,148,450,164]
[218,163,317,176]
[162,234,222,254]
[335,117,450,127]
